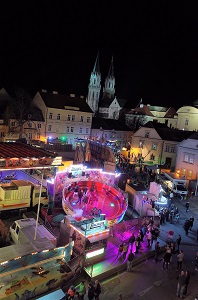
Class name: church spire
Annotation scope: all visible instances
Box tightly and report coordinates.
[103,56,115,100]
[86,51,101,114]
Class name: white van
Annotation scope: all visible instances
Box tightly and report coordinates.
[10,218,57,246]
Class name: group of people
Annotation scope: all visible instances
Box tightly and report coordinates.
[64,279,102,300]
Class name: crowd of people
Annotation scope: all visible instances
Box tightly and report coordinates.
[62,279,102,300]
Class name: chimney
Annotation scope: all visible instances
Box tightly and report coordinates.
[41,89,47,93]
[52,91,58,94]
[70,94,75,97]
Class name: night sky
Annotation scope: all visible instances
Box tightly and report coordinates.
[1,2,198,108]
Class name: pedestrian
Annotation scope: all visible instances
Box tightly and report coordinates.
[176,250,184,271]
[117,244,123,259]
[195,251,198,271]
[183,270,190,296]
[116,293,123,300]
[127,249,134,271]
[189,216,194,230]
[128,232,135,248]
[176,270,186,299]
[74,291,81,300]
[146,230,152,247]
[74,254,85,276]
[162,248,172,270]
[154,241,160,263]
[87,282,95,300]
[135,235,140,253]
[176,234,181,252]
[184,220,190,236]
[66,285,76,300]
[94,280,101,300]
[185,202,189,212]
[122,243,128,260]
[75,280,86,300]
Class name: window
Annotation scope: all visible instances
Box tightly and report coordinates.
[139,140,144,148]
[49,113,53,119]
[189,156,194,164]
[28,122,32,128]
[72,115,75,121]
[11,121,16,127]
[86,128,89,134]
[71,127,74,133]
[145,131,150,138]
[67,115,71,121]
[28,132,33,139]
[185,118,189,126]
[48,125,52,131]
[165,145,169,152]
[57,114,61,120]
[152,143,157,150]
[170,146,175,153]
[87,117,90,123]
[80,116,84,122]
[79,127,82,133]
[38,123,41,129]
[150,154,155,160]
[184,154,188,162]
[66,126,69,133]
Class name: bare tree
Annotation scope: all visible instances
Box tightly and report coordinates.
[7,87,34,140]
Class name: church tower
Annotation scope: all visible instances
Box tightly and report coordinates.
[103,56,115,100]
[86,52,101,114]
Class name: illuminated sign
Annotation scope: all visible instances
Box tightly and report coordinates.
[86,247,105,259]
[90,220,106,230]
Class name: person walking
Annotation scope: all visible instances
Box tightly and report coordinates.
[195,251,198,271]
[117,244,123,259]
[94,280,101,300]
[122,243,128,260]
[183,270,190,296]
[146,230,152,248]
[176,234,181,252]
[176,250,184,271]
[176,270,186,299]
[184,220,190,236]
[189,216,194,230]
[154,241,160,263]
[127,249,134,271]
[185,202,189,212]
[128,233,135,249]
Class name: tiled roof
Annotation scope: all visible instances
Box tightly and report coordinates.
[39,91,93,113]
[0,142,55,158]
[126,105,154,116]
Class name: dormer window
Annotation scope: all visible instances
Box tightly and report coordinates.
[145,131,150,138]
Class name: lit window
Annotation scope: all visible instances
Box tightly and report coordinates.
[57,114,61,120]
[189,156,194,164]
[49,113,53,119]
[184,154,188,162]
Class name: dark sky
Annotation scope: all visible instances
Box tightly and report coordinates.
[1,2,198,108]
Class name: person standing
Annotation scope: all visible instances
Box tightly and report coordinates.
[128,233,135,249]
[146,230,152,247]
[154,241,160,263]
[176,234,181,252]
[75,280,86,300]
[176,270,186,299]
[117,244,123,259]
[162,248,172,270]
[195,251,198,271]
[185,202,189,212]
[94,280,101,300]
[183,270,190,296]
[184,220,190,236]
[189,216,194,230]
[87,282,95,300]
[176,250,184,271]
[127,249,134,271]
[122,243,128,260]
